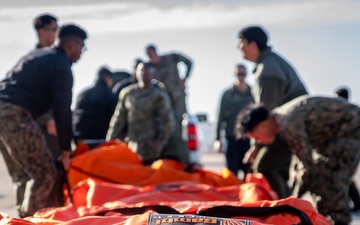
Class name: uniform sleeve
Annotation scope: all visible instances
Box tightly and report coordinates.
[258,76,284,111]
[155,91,175,146]
[215,91,228,140]
[173,53,192,79]
[52,59,73,151]
[282,117,313,170]
[106,89,128,140]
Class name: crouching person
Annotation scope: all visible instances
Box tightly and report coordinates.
[236,95,360,225]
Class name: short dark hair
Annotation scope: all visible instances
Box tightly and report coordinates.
[140,62,157,72]
[145,44,157,52]
[97,66,113,79]
[132,58,143,71]
[236,63,247,71]
[236,104,269,137]
[58,24,87,40]
[238,26,268,51]
[335,87,350,100]
[33,13,57,30]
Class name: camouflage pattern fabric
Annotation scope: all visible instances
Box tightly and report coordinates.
[0,100,56,217]
[274,96,360,224]
[153,54,190,131]
[107,84,175,164]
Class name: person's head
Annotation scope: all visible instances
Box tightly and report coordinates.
[335,87,350,100]
[58,24,87,63]
[97,66,113,88]
[136,62,156,88]
[234,63,247,84]
[33,13,58,47]
[131,58,143,75]
[145,44,160,64]
[237,26,268,62]
[236,104,278,144]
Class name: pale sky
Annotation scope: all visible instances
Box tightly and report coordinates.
[0,0,359,122]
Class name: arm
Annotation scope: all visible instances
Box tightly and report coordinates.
[258,76,284,110]
[174,53,192,79]
[37,111,58,137]
[282,117,313,196]
[215,91,228,140]
[37,111,53,125]
[154,92,175,148]
[214,91,228,152]
[106,90,128,141]
[52,59,73,170]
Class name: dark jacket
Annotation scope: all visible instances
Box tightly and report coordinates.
[73,80,117,140]
[0,47,73,150]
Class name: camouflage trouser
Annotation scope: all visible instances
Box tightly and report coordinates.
[297,138,360,224]
[0,101,56,217]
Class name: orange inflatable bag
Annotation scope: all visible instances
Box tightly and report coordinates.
[68,141,241,189]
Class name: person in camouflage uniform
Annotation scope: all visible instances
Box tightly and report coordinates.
[236,95,360,225]
[106,62,175,165]
[0,24,87,217]
[145,44,192,132]
[145,44,192,165]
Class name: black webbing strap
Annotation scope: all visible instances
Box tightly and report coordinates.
[95,205,181,216]
[94,204,312,225]
[198,205,313,225]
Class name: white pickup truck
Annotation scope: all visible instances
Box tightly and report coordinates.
[182,113,215,166]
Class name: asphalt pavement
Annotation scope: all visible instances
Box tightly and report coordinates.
[1,151,360,224]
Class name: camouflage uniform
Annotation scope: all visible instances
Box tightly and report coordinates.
[273,96,360,224]
[0,101,56,217]
[107,83,175,164]
[153,53,192,131]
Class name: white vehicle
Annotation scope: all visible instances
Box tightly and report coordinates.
[182,113,214,166]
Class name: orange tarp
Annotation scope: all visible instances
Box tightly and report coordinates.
[0,196,330,225]
[70,177,277,207]
[0,213,271,225]
[0,141,331,224]
[68,141,242,188]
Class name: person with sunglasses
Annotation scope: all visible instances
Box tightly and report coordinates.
[214,63,254,179]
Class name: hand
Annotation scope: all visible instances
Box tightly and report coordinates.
[60,151,71,171]
[180,79,186,89]
[46,119,57,137]
[242,145,259,164]
[213,140,224,153]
